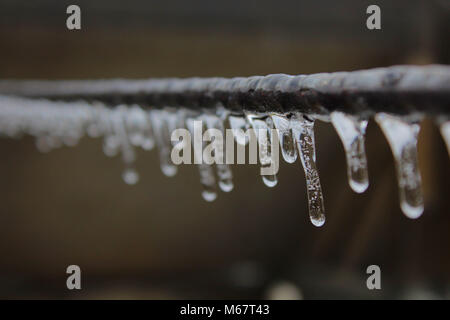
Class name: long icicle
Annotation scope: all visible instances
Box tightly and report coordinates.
[291,113,325,227]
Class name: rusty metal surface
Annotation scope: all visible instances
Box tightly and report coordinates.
[0,65,449,116]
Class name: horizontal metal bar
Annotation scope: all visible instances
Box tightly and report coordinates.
[0,65,449,116]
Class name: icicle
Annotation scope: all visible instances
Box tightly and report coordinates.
[102,108,120,157]
[290,113,325,227]
[149,109,177,177]
[86,104,106,138]
[375,113,424,219]
[125,105,154,150]
[331,111,369,193]
[204,114,234,192]
[439,120,450,157]
[102,134,120,157]
[140,115,155,151]
[1,93,445,224]
[270,113,297,163]
[228,115,249,146]
[112,106,139,185]
[186,117,218,201]
[166,110,182,148]
[246,113,278,188]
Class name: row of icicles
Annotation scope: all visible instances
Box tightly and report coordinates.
[0,95,449,227]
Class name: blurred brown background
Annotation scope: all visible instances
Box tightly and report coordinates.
[0,0,449,299]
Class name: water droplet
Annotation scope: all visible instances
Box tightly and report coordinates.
[375,113,424,219]
[271,113,297,163]
[291,113,325,227]
[331,111,369,193]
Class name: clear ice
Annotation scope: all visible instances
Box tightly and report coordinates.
[150,109,178,177]
[228,115,249,146]
[331,111,369,193]
[1,94,445,226]
[204,113,234,192]
[246,112,278,188]
[125,105,155,151]
[271,113,298,164]
[111,106,139,185]
[290,113,326,227]
[375,113,424,219]
[186,117,218,201]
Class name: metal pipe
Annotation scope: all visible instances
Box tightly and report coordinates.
[0,65,449,116]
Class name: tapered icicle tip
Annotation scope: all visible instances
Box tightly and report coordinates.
[219,181,234,192]
[262,175,278,187]
[310,214,326,227]
[349,178,369,194]
[202,190,217,202]
[401,202,424,220]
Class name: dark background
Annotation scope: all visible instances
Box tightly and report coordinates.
[0,0,449,299]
